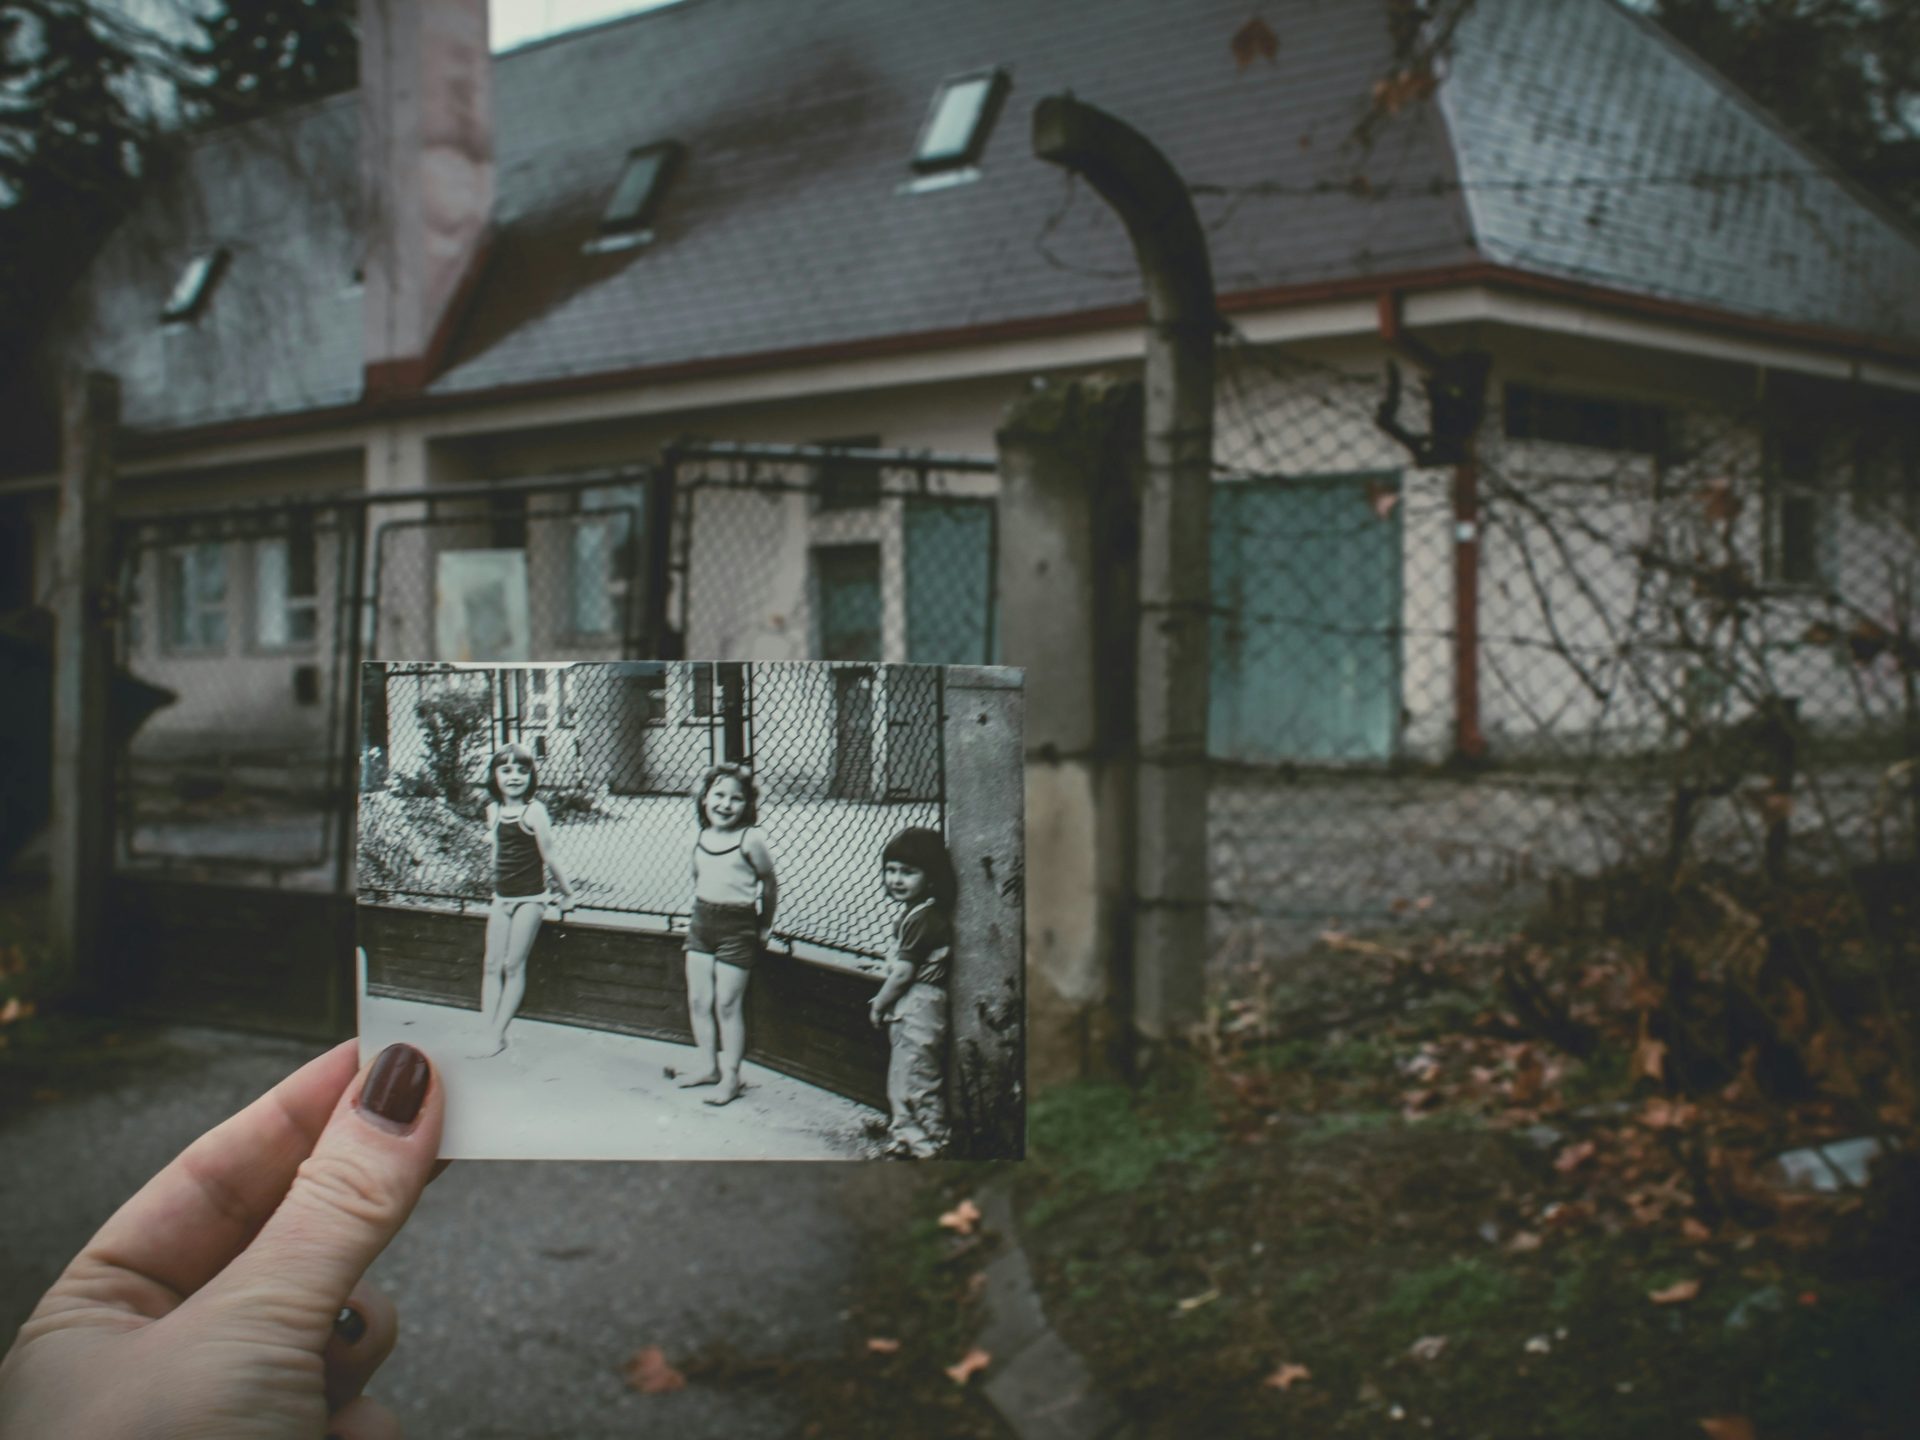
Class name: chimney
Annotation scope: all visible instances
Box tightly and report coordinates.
[360,0,494,400]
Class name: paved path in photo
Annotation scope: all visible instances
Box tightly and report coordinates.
[0,1026,924,1439]
[360,991,883,1161]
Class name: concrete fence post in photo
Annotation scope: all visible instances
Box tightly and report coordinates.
[49,369,119,1005]
[941,665,1026,1157]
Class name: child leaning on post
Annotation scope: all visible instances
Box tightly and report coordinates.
[867,827,956,1159]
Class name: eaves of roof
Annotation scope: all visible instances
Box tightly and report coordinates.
[109,258,1920,462]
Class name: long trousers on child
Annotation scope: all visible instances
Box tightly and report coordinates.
[886,982,949,1158]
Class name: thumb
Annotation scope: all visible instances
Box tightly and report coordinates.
[194,1043,443,1347]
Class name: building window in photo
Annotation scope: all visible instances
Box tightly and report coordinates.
[163,541,228,652]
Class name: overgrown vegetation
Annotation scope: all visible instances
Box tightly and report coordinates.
[1006,880,1920,1438]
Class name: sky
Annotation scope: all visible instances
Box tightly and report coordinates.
[490,0,681,53]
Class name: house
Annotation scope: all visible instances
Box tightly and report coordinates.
[7,0,1920,816]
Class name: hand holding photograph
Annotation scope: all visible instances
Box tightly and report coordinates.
[355,659,1025,1161]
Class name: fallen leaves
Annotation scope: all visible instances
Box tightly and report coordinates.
[1263,1362,1312,1390]
[1229,15,1279,69]
[1175,1287,1220,1313]
[944,1348,991,1385]
[938,1198,982,1236]
[1699,1418,1757,1440]
[1407,1334,1448,1362]
[1648,1278,1702,1305]
[0,996,34,1026]
[1553,1140,1597,1174]
[622,1346,686,1395]
[864,1336,901,1356]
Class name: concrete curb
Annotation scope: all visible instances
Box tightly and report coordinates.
[974,1183,1135,1440]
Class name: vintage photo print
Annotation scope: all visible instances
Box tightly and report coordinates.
[356,659,1025,1161]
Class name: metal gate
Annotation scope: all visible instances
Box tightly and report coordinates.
[105,467,665,1036]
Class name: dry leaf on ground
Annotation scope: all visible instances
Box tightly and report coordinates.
[622,1346,686,1395]
[865,1337,901,1355]
[1649,1278,1702,1305]
[1408,1335,1449,1362]
[1554,1140,1597,1173]
[1263,1362,1312,1390]
[1699,1418,1757,1440]
[1176,1287,1220,1312]
[945,1348,991,1385]
[939,1199,982,1236]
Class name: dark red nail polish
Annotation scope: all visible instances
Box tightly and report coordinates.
[360,1043,429,1128]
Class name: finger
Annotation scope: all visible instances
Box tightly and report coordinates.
[56,1041,360,1317]
[324,1280,398,1414]
[326,1394,405,1440]
[197,1043,443,1349]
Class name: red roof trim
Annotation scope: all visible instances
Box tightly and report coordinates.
[123,263,1920,458]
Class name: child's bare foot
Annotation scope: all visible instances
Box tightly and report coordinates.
[703,1074,743,1106]
[674,1068,721,1088]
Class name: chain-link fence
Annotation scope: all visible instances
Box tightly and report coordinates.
[668,442,997,668]
[112,496,367,885]
[357,659,946,960]
[1208,328,1920,969]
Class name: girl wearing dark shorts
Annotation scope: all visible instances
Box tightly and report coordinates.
[678,763,779,1107]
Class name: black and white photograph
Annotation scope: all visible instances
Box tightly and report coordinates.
[356,658,1025,1161]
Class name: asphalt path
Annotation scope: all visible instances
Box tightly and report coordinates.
[0,1026,921,1438]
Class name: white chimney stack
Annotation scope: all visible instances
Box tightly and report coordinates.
[360,0,494,398]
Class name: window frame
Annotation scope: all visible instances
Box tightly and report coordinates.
[594,140,684,245]
[567,483,647,641]
[1503,381,1670,459]
[1762,429,1833,590]
[161,540,230,655]
[812,434,883,513]
[250,516,320,654]
[910,68,1009,175]
[161,247,230,324]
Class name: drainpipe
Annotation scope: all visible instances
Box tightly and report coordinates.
[1032,96,1215,1048]
[1377,292,1488,764]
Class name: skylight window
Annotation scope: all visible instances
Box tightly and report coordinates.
[161,248,229,323]
[596,141,683,245]
[912,69,1008,174]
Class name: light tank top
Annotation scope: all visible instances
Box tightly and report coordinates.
[693,827,764,907]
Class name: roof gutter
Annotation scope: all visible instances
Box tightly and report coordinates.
[33,261,1919,471]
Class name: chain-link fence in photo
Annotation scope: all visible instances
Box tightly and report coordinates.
[357,659,947,961]
[1208,329,1920,971]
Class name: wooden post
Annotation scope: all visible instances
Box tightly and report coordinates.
[49,370,119,1007]
[941,664,1026,1157]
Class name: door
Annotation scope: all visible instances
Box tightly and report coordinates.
[830,667,876,800]
[1210,476,1402,763]
[904,498,994,663]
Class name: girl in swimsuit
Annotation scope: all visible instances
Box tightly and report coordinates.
[477,743,575,1057]
[678,762,779,1107]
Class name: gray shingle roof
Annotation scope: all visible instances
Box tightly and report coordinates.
[56,0,1920,436]
[1443,0,1920,343]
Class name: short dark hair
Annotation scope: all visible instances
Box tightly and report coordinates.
[484,743,540,802]
[693,762,758,827]
[882,827,956,911]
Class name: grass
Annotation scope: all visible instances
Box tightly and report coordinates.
[1003,939,1920,1440]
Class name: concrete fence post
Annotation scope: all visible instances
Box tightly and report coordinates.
[49,369,119,1006]
[995,374,1143,1083]
[941,664,1026,1157]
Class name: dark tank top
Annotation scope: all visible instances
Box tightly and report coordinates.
[494,810,544,897]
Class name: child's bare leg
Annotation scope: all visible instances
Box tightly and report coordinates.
[472,904,510,1057]
[489,904,543,1049]
[704,963,750,1106]
[677,952,721,1086]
